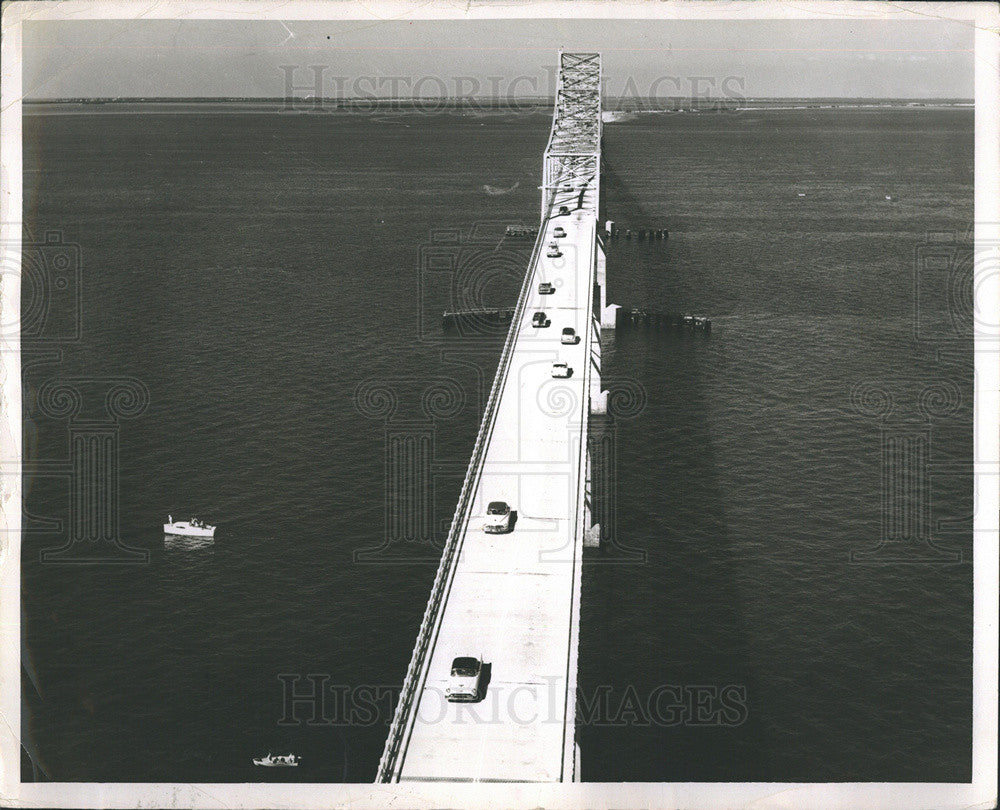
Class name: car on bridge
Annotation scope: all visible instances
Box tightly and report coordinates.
[546,242,562,258]
[483,501,513,534]
[532,311,550,328]
[445,656,484,703]
[552,362,573,378]
[561,327,578,345]
[538,282,555,295]
[553,226,566,238]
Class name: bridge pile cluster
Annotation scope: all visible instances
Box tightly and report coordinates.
[606,226,669,241]
[616,309,711,332]
[504,224,538,238]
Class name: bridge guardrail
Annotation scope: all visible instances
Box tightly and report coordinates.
[375,198,555,782]
[559,227,599,783]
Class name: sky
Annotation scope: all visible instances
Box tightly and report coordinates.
[21,18,975,100]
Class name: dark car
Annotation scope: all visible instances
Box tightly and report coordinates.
[532,311,550,327]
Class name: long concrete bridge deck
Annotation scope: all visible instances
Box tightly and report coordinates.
[377,52,604,784]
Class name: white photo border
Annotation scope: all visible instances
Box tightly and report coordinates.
[1,2,996,808]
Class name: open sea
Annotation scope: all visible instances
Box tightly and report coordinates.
[20,102,973,782]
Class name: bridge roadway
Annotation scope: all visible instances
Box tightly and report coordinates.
[390,186,598,783]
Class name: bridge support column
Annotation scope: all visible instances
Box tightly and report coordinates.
[595,239,619,330]
[583,441,597,548]
[589,313,608,416]
[586,412,615,551]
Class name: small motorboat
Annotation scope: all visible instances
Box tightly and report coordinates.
[253,752,300,767]
[163,515,216,538]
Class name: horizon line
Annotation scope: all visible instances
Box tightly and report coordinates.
[22,95,975,103]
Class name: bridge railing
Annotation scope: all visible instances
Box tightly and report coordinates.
[375,195,555,782]
[560,225,599,783]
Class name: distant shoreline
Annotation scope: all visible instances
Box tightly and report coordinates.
[23,96,974,109]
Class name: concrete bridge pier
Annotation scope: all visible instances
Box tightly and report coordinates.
[590,328,608,417]
[586,411,615,551]
[595,239,619,331]
[584,439,599,549]
[587,252,611,551]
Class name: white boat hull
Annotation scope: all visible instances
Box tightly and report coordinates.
[164,523,215,538]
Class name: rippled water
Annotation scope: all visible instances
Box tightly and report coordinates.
[21,105,972,782]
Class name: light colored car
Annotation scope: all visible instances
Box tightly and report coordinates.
[561,327,577,345]
[484,500,512,534]
[445,656,483,702]
[546,243,562,258]
[553,226,566,238]
[552,362,572,378]
[538,282,555,295]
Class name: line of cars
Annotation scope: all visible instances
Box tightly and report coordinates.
[536,224,578,377]
[445,220,580,703]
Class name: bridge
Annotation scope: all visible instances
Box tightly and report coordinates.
[376,52,616,783]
